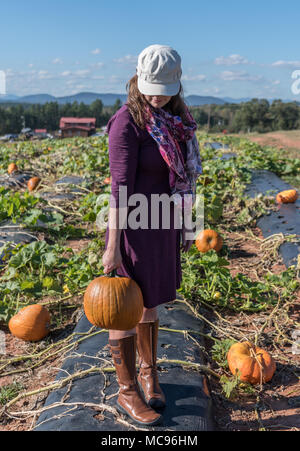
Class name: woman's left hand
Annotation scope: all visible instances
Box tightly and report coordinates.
[181,225,195,253]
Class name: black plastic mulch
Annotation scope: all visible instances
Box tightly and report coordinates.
[244,168,300,268]
[34,300,214,431]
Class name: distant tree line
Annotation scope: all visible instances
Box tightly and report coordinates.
[0,99,122,135]
[190,99,300,133]
[0,97,299,135]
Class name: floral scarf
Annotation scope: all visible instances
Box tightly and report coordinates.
[143,103,202,209]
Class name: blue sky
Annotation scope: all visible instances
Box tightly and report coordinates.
[1,0,300,100]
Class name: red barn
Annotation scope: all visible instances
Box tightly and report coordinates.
[60,117,96,138]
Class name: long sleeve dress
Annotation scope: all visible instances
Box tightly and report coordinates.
[104,103,187,309]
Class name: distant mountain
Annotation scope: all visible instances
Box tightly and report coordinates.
[56,92,128,106]
[223,96,300,105]
[0,91,299,106]
[222,97,253,103]
[0,92,128,106]
[185,95,225,106]
[19,94,56,103]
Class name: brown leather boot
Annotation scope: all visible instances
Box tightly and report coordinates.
[109,335,162,426]
[136,319,166,409]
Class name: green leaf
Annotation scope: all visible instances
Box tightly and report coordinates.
[20,280,35,290]
[220,374,240,399]
[43,252,58,267]
[42,277,54,288]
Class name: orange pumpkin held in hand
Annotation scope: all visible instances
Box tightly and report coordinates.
[8,163,18,174]
[83,271,144,330]
[276,189,298,204]
[195,229,223,253]
[27,177,41,192]
[227,341,276,385]
[8,305,51,342]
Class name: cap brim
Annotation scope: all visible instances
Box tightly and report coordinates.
[138,77,180,96]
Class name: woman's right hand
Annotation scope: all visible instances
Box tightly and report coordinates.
[102,246,122,274]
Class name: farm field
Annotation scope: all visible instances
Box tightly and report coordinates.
[234,130,300,156]
[230,130,300,189]
[0,132,299,431]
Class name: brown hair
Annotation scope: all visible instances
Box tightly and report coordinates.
[126,74,189,129]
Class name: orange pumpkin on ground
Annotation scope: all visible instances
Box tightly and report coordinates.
[227,341,276,385]
[8,304,51,342]
[103,177,111,185]
[83,271,144,330]
[8,163,18,174]
[27,177,41,192]
[195,229,223,253]
[276,189,298,204]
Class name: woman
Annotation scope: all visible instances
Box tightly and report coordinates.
[102,44,202,426]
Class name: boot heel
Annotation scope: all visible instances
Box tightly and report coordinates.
[138,380,165,410]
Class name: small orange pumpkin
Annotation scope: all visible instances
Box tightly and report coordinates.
[8,163,18,174]
[8,304,51,342]
[103,177,111,185]
[195,229,223,253]
[227,341,276,385]
[83,271,144,330]
[27,176,41,192]
[276,189,298,204]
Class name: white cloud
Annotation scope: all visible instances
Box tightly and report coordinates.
[114,54,137,64]
[220,70,262,82]
[61,70,92,78]
[272,60,300,68]
[181,74,206,81]
[61,71,72,77]
[37,70,53,80]
[215,54,249,66]
[73,84,88,90]
[74,69,91,77]
[52,58,63,65]
[91,48,101,55]
[202,87,221,95]
[108,75,122,82]
[89,62,105,69]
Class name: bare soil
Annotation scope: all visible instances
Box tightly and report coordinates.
[233,130,300,159]
[205,226,300,431]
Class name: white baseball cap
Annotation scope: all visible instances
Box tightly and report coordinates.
[136,44,182,96]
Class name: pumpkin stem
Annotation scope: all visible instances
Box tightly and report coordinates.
[108,269,117,278]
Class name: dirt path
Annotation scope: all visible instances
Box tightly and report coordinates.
[232,131,300,158]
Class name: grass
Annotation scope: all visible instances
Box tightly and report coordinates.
[0,381,24,405]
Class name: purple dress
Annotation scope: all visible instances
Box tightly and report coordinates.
[104,104,187,309]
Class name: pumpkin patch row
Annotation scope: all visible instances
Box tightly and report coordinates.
[2,133,299,401]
